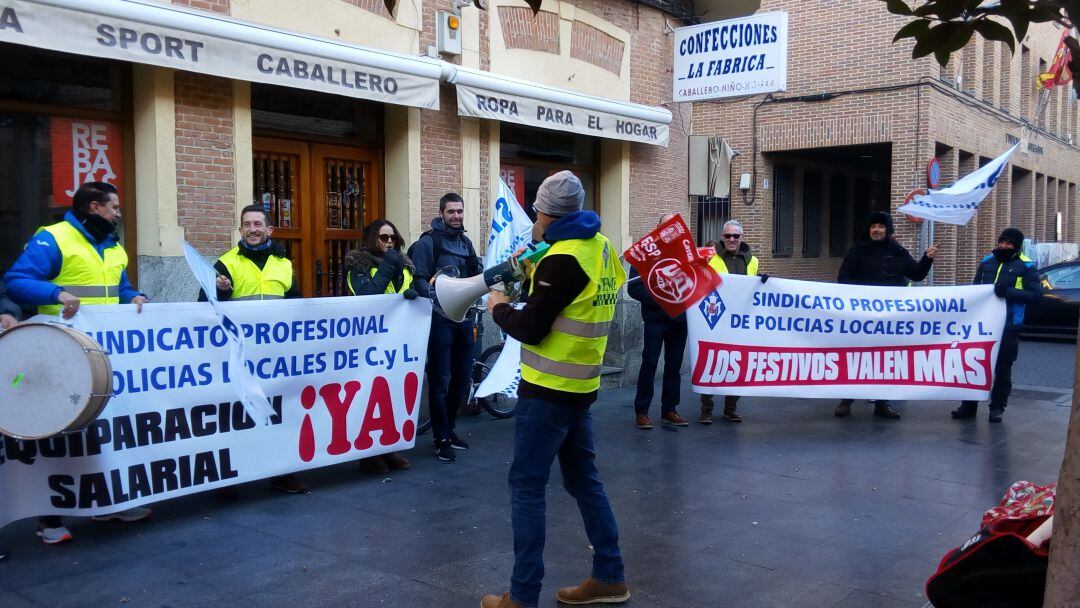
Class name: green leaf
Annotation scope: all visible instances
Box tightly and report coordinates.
[1005,13,1029,43]
[885,0,914,16]
[941,21,975,53]
[524,0,542,13]
[935,48,952,67]
[894,19,931,42]
[973,19,1016,53]
[383,0,395,14]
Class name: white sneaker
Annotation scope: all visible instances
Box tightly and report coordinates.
[36,525,73,545]
[91,507,152,522]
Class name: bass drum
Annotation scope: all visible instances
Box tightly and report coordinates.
[0,322,113,439]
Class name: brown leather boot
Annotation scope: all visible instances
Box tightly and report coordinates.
[382,452,411,470]
[699,394,714,425]
[555,577,630,605]
[358,457,390,475]
[723,396,742,422]
[481,592,522,608]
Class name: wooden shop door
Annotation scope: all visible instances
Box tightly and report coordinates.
[252,138,382,297]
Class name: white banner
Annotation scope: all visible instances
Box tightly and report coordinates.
[0,297,430,526]
[688,275,1006,400]
[475,336,522,400]
[0,0,441,109]
[897,144,1018,225]
[673,11,788,102]
[456,85,670,147]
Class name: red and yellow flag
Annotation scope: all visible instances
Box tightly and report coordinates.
[1037,30,1073,90]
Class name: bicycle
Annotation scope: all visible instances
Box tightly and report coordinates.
[417,304,517,434]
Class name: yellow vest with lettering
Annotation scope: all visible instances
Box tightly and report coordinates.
[708,253,759,277]
[347,266,414,295]
[38,221,127,315]
[218,247,293,300]
[520,233,626,393]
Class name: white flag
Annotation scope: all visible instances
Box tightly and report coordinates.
[897,144,1018,225]
[182,240,276,426]
[485,177,534,270]
[481,183,533,399]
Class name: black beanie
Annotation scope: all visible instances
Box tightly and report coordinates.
[998,228,1024,249]
[867,211,894,238]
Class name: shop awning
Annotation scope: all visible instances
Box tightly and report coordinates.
[449,67,672,147]
[0,0,443,109]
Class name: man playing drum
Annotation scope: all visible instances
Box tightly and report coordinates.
[3,181,151,545]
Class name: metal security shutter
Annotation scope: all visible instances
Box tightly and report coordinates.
[853,177,871,245]
[773,165,794,257]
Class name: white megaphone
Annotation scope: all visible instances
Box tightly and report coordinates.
[434,242,550,322]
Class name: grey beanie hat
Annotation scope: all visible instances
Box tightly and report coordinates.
[533,170,585,218]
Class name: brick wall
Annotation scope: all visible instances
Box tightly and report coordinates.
[174,72,236,256]
[692,0,1080,284]
[570,20,625,75]
[338,0,392,18]
[498,6,560,53]
[626,3,690,241]
[171,0,228,13]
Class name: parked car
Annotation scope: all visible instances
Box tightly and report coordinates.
[1021,260,1080,339]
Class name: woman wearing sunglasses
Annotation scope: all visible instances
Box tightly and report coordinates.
[345,219,428,474]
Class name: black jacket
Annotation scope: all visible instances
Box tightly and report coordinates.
[408,218,481,283]
[627,266,685,323]
[0,279,20,319]
[972,252,1041,330]
[343,248,429,297]
[837,240,932,287]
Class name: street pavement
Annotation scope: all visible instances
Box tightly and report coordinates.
[0,365,1073,607]
[1014,338,1076,388]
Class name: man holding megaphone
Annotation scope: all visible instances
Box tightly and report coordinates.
[481,171,630,608]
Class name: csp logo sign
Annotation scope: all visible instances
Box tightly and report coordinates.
[698,290,725,330]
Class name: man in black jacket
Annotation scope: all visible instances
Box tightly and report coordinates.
[408,193,482,462]
[628,214,688,429]
[834,211,938,419]
[951,228,1040,423]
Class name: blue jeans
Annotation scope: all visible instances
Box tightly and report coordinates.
[634,318,686,415]
[509,395,624,607]
[427,314,475,442]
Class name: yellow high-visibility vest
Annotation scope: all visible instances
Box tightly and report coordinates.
[520,233,626,394]
[218,246,293,300]
[347,266,414,295]
[708,252,759,277]
[38,221,127,315]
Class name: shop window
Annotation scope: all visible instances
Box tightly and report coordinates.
[0,46,127,273]
[251,83,382,145]
[802,170,822,257]
[772,165,794,257]
[829,174,849,257]
[694,196,731,246]
[500,124,598,219]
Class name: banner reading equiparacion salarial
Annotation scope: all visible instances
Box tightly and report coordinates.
[0,296,430,526]
[689,276,1006,401]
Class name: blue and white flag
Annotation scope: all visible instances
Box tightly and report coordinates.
[485,177,534,270]
[897,144,1018,226]
[479,180,532,399]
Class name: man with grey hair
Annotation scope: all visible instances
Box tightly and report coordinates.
[484,170,629,608]
[628,213,689,429]
[702,219,764,423]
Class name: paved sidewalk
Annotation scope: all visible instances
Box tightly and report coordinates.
[0,384,1071,608]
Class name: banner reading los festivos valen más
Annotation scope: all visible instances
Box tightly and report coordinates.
[689,275,1006,401]
[0,296,430,526]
